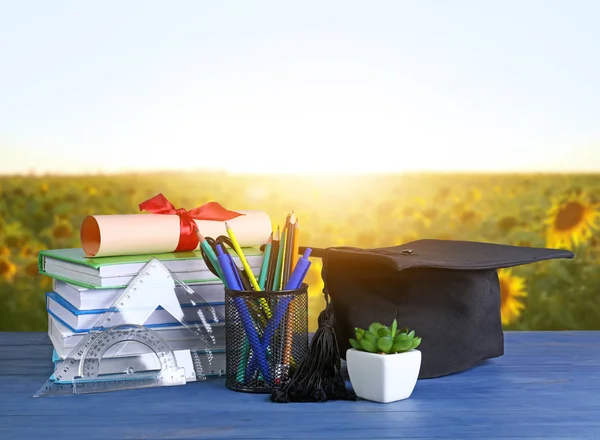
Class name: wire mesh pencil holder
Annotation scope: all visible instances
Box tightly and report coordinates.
[225,283,309,393]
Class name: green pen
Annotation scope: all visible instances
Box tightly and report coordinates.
[205,232,250,383]
[196,229,224,281]
[258,232,273,290]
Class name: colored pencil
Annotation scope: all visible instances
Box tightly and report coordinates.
[282,218,300,372]
[266,227,280,291]
[258,232,273,290]
[225,223,261,292]
[273,223,287,291]
[291,219,300,271]
[282,212,295,288]
[220,241,252,290]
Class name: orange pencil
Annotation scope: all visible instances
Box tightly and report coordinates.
[290,218,300,271]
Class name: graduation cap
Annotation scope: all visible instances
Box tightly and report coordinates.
[270,239,574,403]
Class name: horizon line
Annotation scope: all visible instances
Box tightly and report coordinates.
[1,169,600,178]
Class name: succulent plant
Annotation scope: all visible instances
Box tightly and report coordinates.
[348,319,421,354]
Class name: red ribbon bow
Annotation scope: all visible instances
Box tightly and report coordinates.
[139,193,244,252]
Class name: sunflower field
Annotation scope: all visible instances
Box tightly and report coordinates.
[1,172,599,332]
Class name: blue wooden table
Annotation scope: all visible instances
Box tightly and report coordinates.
[1,331,599,439]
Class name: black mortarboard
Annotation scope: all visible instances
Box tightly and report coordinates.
[271,239,574,403]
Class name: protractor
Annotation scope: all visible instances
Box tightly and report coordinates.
[78,324,178,379]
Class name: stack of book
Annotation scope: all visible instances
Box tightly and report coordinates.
[38,247,263,381]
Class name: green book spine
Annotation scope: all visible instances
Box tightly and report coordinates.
[38,247,262,268]
[38,248,207,269]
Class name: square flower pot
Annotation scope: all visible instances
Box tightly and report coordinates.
[346,348,421,403]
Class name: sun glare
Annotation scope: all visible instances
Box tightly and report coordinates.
[1,57,579,176]
[114,64,493,176]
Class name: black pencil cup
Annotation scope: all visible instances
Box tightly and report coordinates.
[224,284,309,393]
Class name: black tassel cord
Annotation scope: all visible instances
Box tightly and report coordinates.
[270,292,356,403]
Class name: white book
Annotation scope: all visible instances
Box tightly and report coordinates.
[46,291,225,332]
[48,315,226,359]
[52,278,227,310]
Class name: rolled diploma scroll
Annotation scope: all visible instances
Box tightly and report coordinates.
[80,210,272,258]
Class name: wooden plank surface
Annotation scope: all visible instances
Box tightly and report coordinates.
[0,331,599,439]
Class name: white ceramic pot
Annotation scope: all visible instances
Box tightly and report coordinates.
[346,348,422,403]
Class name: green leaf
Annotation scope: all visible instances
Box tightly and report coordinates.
[398,326,409,334]
[360,338,378,353]
[349,338,362,350]
[364,331,378,345]
[391,319,397,338]
[410,337,422,349]
[368,322,384,334]
[392,338,412,353]
[377,335,393,353]
[394,333,408,343]
[377,326,391,338]
[354,328,365,341]
[407,330,415,339]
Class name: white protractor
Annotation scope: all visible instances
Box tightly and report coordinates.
[78,325,178,379]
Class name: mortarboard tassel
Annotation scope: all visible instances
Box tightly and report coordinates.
[270,248,356,403]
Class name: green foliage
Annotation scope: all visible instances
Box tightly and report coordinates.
[349,319,422,354]
[1,172,600,332]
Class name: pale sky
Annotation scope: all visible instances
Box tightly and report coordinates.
[0,0,599,175]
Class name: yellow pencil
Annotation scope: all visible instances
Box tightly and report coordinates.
[225,222,261,291]
[225,222,272,318]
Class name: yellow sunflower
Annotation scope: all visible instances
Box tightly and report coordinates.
[19,241,45,259]
[469,187,482,202]
[24,260,40,277]
[545,192,600,250]
[0,256,17,283]
[498,268,527,326]
[305,259,326,332]
[52,220,74,239]
[39,276,53,290]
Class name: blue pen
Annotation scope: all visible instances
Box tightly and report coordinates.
[246,249,312,377]
[283,248,312,291]
[262,248,312,344]
[216,244,272,383]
